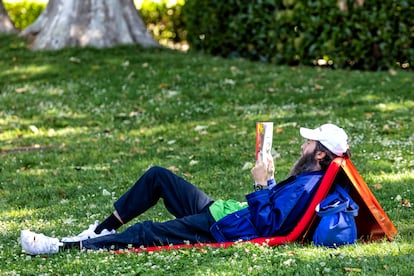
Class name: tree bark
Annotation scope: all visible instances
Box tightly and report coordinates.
[20,0,159,50]
[0,0,17,33]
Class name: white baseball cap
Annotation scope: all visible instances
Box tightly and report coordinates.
[300,123,349,156]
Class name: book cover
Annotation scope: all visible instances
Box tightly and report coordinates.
[255,122,273,167]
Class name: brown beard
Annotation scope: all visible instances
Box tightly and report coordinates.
[288,151,319,177]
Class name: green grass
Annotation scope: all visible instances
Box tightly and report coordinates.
[1,34,413,275]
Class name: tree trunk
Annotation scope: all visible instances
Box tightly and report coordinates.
[20,0,159,50]
[0,0,17,33]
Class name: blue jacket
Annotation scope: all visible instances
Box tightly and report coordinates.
[210,171,323,242]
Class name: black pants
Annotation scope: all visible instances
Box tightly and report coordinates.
[82,166,216,250]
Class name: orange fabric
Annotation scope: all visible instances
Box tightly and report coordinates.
[340,158,397,241]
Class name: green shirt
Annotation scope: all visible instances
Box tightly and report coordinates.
[209,199,248,221]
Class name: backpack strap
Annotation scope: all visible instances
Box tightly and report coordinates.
[316,185,359,217]
[335,185,359,216]
[316,193,349,216]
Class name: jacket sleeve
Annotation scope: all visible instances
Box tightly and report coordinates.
[246,174,322,237]
[246,184,304,237]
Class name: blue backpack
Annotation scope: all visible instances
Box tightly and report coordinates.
[313,184,359,247]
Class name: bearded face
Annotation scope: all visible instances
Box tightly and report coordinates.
[288,150,320,177]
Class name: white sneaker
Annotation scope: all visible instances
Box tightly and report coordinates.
[61,220,115,242]
[21,230,63,255]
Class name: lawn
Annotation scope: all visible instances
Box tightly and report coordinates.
[0,34,413,275]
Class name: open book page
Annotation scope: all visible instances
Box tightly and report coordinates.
[255,122,273,168]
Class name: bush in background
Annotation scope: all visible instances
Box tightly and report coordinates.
[4,0,45,30]
[184,0,414,70]
[138,0,186,48]
[184,0,280,60]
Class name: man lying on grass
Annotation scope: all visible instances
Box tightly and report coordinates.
[21,123,350,255]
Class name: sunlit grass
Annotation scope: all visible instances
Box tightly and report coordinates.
[0,34,413,275]
[3,64,52,77]
[0,208,35,220]
[370,170,414,184]
[375,100,414,112]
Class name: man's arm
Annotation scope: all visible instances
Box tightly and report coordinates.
[251,154,275,190]
[246,174,322,237]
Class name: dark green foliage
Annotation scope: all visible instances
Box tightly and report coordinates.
[183,0,414,70]
[183,0,280,60]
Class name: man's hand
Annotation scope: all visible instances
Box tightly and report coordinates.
[251,161,268,186]
[267,155,275,180]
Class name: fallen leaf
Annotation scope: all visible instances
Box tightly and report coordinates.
[165,90,178,98]
[373,183,382,190]
[56,188,67,198]
[69,57,81,63]
[365,113,373,119]
[183,172,192,178]
[194,125,208,132]
[223,78,236,85]
[189,160,199,166]
[159,83,171,89]
[314,84,323,90]
[167,166,179,172]
[15,87,28,94]
[401,199,411,208]
[388,69,397,76]
[127,72,135,79]
[283,258,294,266]
[344,267,362,272]
[29,125,39,134]
[63,217,76,224]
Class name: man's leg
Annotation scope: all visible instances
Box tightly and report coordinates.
[95,166,213,233]
[114,166,214,224]
[82,211,216,250]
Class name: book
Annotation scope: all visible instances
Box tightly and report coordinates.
[255,122,273,167]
